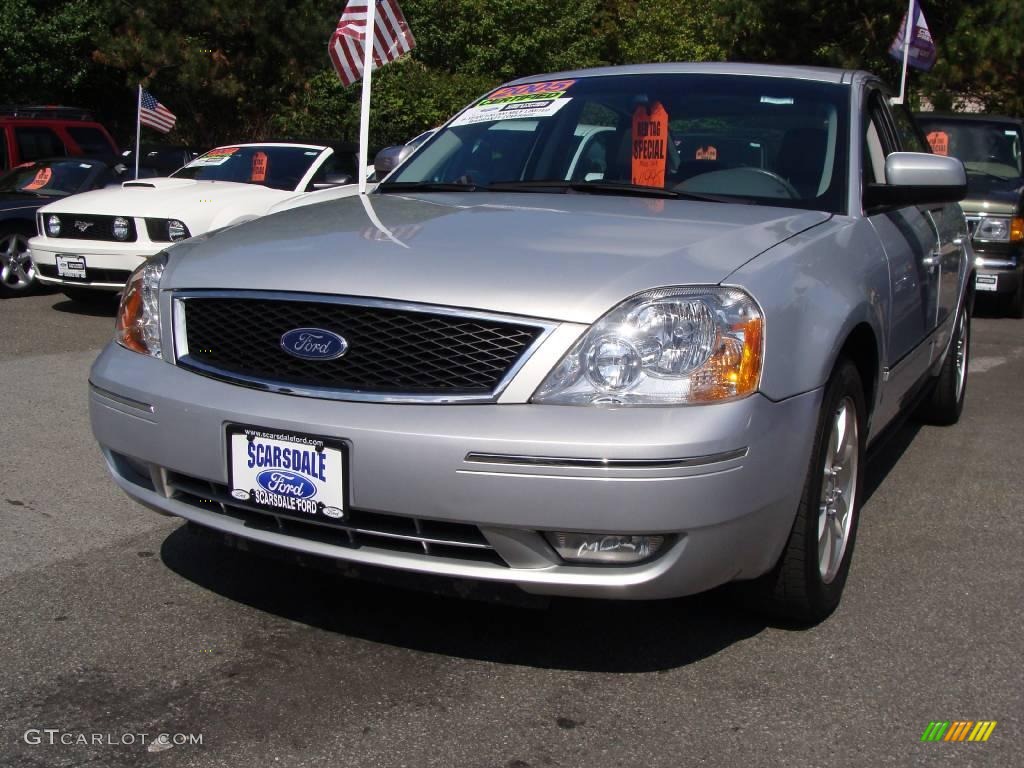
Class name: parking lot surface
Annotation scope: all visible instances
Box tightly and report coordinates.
[1,291,1020,767]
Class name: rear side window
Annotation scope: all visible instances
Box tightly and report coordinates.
[15,127,67,161]
[67,126,116,158]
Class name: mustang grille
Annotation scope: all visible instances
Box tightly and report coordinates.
[178,296,544,398]
[50,214,137,242]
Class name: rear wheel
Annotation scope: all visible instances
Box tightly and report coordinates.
[918,300,970,425]
[756,359,866,624]
[0,229,36,297]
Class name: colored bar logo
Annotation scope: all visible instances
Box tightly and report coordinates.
[921,721,997,742]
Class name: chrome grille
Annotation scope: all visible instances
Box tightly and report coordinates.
[164,470,506,565]
[174,292,552,402]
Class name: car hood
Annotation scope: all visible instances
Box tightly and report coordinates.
[0,192,54,214]
[164,192,831,324]
[36,178,292,218]
[962,175,1024,216]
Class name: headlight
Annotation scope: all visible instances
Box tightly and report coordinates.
[115,254,166,357]
[533,287,763,406]
[167,219,189,241]
[112,216,131,241]
[974,216,1024,242]
[47,214,61,237]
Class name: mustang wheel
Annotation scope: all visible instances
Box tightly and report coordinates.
[918,299,970,425]
[758,359,866,623]
[0,230,36,297]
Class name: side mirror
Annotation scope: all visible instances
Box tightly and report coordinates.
[864,152,967,213]
[311,172,353,191]
[373,144,414,178]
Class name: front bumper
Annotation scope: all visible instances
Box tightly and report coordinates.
[28,236,161,291]
[90,343,822,600]
[972,245,1022,296]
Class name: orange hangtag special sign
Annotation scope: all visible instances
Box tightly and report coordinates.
[250,151,268,182]
[23,167,53,190]
[926,131,949,156]
[695,145,718,161]
[632,102,668,187]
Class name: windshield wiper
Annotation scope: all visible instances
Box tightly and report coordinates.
[484,180,737,203]
[377,181,482,193]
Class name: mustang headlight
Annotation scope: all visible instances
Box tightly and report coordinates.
[115,254,166,357]
[533,287,763,406]
[47,214,61,237]
[167,219,189,241]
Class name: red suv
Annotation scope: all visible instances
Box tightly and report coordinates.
[0,106,119,171]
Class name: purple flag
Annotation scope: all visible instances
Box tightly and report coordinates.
[889,0,937,71]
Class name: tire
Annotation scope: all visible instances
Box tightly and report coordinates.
[918,300,970,425]
[755,359,866,624]
[1004,280,1024,319]
[61,287,118,306]
[0,229,37,298]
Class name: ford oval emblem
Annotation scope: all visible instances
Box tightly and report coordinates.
[256,469,317,499]
[280,327,348,360]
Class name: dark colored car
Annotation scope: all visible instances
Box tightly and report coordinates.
[0,106,119,172]
[0,157,126,297]
[118,144,202,178]
[916,113,1024,316]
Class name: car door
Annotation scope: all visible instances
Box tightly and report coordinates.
[887,101,966,349]
[863,87,940,412]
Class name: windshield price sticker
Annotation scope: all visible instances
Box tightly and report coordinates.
[451,97,572,127]
[481,79,576,104]
[632,101,669,187]
[23,167,53,190]
[228,427,347,522]
[926,131,949,156]
[187,146,240,168]
[250,151,268,182]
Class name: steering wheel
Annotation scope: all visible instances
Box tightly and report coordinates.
[677,166,800,199]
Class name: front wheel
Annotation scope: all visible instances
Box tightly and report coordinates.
[918,300,970,425]
[0,230,36,297]
[755,359,866,624]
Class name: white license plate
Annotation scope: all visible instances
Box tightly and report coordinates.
[227,426,347,522]
[975,274,998,292]
[56,255,86,279]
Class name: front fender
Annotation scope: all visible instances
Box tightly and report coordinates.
[726,217,889,402]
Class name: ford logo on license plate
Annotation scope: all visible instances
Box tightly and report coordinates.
[280,327,349,360]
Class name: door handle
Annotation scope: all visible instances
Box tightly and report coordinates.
[922,251,941,268]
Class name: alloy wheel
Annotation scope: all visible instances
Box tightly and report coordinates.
[818,395,859,584]
[0,233,35,292]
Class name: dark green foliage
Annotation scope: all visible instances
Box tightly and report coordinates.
[0,0,1019,152]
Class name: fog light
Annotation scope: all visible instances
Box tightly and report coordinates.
[545,532,665,564]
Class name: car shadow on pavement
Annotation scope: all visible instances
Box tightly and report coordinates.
[160,525,769,673]
[50,298,119,317]
[864,418,922,503]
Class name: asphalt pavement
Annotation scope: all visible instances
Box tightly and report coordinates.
[0,290,1020,768]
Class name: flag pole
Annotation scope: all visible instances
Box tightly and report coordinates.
[134,85,142,180]
[894,0,915,105]
[357,0,378,195]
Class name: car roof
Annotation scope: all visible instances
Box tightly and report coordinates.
[503,62,866,87]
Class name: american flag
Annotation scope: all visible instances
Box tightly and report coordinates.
[139,88,177,133]
[328,0,416,87]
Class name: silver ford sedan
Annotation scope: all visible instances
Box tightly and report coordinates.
[90,63,972,623]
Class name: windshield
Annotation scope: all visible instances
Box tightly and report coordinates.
[384,73,850,213]
[918,119,1024,180]
[172,145,325,190]
[0,159,103,197]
